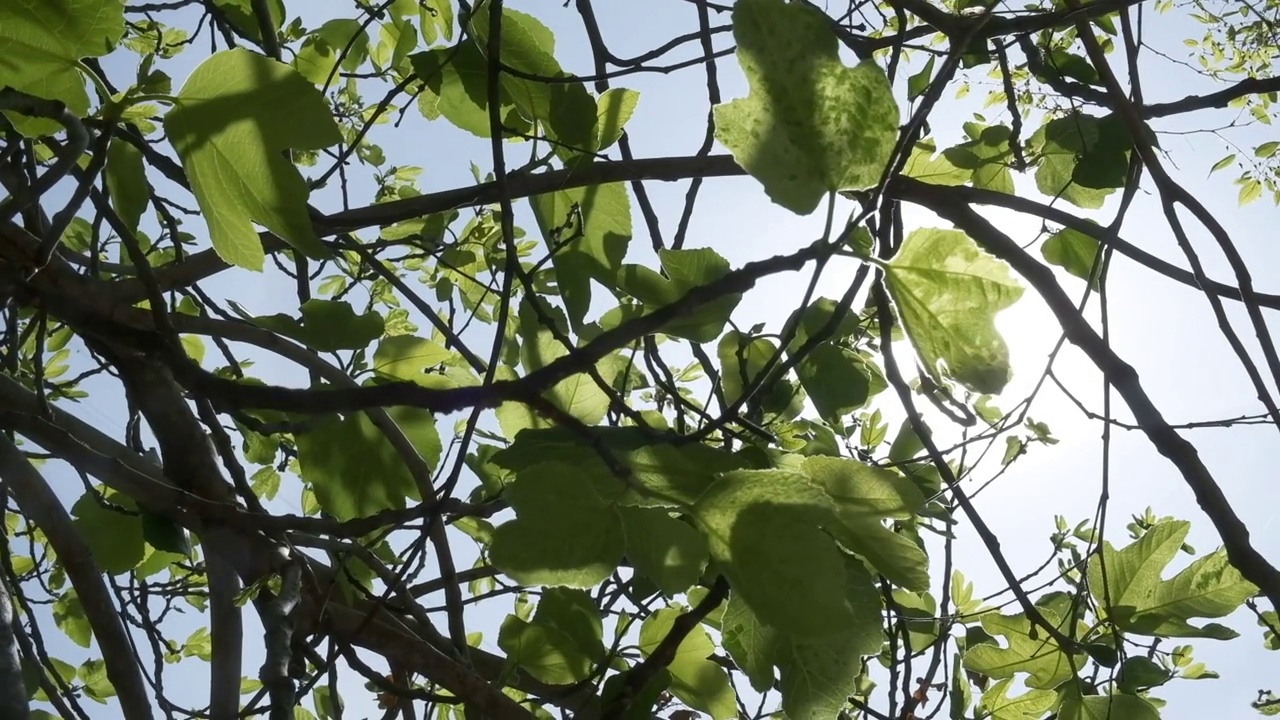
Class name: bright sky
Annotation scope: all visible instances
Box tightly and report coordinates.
[25,1,1280,718]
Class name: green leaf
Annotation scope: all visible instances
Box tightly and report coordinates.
[1240,177,1263,206]
[616,248,742,342]
[692,469,854,638]
[716,330,778,407]
[70,489,145,575]
[1209,153,1237,173]
[104,138,149,235]
[294,19,370,86]
[962,602,1084,689]
[182,626,213,661]
[53,592,92,648]
[794,344,874,422]
[498,332,612,435]
[532,588,605,663]
[638,607,737,720]
[1117,656,1171,692]
[372,335,452,381]
[255,300,385,353]
[721,594,777,692]
[296,407,440,521]
[489,463,624,587]
[618,506,709,595]
[594,88,640,151]
[140,510,191,557]
[166,49,340,270]
[774,558,883,719]
[907,55,935,101]
[420,0,454,43]
[980,678,1055,720]
[944,124,1016,195]
[1097,525,1260,639]
[0,0,124,134]
[1042,226,1101,289]
[411,44,524,137]
[904,141,971,186]
[883,228,1024,394]
[498,615,595,685]
[466,4,597,156]
[713,0,898,214]
[1060,693,1160,720]
[530,182,632,327]
[1089,520,1189,618]
[1257,141,1280,158]
[1031,113,1115,209]
[802,455,923,519]
[492,428,745,508]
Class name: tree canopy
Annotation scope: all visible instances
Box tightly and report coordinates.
[0,0,1278,718]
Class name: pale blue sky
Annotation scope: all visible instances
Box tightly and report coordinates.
[20,1,1280,718]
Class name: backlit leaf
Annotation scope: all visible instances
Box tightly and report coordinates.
[883,228,1024,394]
[167,49,340,270]
[489,463,624,588]
[296,407,440,521]
[714,0,898,214]
[0,0,124,135]
[639,607,737,720]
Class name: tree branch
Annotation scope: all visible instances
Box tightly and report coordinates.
[0,435,155,719]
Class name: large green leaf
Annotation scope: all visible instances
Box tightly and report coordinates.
[1089,521,1190,615]
[774,558,883,719]
[531,588,605,663]
[1031,112,1117,209]
[1090,521,1258,638]
[1060,693,1160,720]
[166,49,340,270]
[491,428,744,508]
[713,0,898,214]
[883,228,1024,394]
[372,335,453,382]
[53,592,92,648]
[827,515,931,591]
[618,506,708,595]
[104,138,149,235]
[0,0,124,134]
[616,248,742,343]
[793,345,873,423]
[716,330,778,407]
[943,124,1016,195]
[295,407,440,521]
[722,558,883,718]
[962,600,1084,689]
[721,594,778,692]
[530,182,632,327]
[411,44,526,137]
[488,463,624,588]
[979,678,1055,720]
[255,300,385,353]
[465,4,596,156]
[638,607,737,720]
[497,332,613,436]
[1042,227,1101,289]
[497,613,594,685]
[70,488,146,575]
[593,88,640,152]
[692,469,853,638]
[294,19,370,86]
